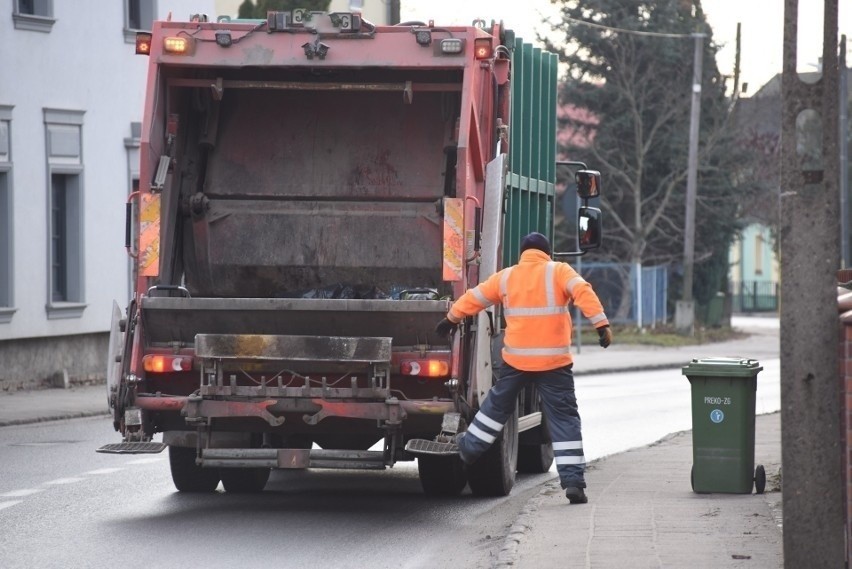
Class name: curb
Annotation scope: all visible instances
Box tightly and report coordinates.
[493,479,558,568]
[577,363,685,376]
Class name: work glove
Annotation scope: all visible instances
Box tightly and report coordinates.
[597,325,612,348]
[435,317,458,338]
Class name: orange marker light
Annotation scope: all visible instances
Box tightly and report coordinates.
[428,360,449,377]
[143,355,193,373]
[400,359,450,379]
[474,38,493,60]
[135,32,152,55]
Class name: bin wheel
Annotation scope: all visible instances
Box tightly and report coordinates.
[690,465,694,492]
[754,465,766,494]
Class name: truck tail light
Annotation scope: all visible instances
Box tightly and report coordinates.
[163,36,194,55]
[143,355,193,373]
[400,359,450,379]
[474,38,493,60]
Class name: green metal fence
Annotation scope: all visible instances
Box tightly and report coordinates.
[503,38,558,266]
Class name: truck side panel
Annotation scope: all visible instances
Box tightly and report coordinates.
[504,39,558,266]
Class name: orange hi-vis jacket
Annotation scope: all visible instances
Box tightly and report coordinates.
[447,249,609,372]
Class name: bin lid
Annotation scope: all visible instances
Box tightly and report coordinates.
[681,357,763,378]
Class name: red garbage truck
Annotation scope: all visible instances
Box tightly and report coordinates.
[99,9,603,497]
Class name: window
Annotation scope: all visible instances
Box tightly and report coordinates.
[44,108,85,319]
[125,0,157,42]
[50,174,82,303]
[754,234,764,276]
[13,0,55,32]
[0,107,13,323]
[0,172,12,321]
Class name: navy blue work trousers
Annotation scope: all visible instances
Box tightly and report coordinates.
[458,363,586,488]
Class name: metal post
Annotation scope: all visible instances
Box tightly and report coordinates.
[676,33,705,334]
[780,1,845,566]
[635,261,643,328]
[840,34,849,268]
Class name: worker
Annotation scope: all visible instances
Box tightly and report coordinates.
[435,232,612,504]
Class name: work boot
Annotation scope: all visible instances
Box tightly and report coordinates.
[564,487,588,504]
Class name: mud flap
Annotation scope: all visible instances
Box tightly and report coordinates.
[105,301,124,412]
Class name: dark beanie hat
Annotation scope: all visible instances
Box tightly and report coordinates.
[520,232,551,255]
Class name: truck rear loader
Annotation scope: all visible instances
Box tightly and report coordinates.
[98,9,603,497]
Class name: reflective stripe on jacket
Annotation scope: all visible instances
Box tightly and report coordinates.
[447,249,609,371]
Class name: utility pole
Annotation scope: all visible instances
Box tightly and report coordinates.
[733,23,741,98]
[675,33,705,335]
[841,34,849,268]
[780,0,844,566]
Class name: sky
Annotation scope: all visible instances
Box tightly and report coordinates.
[401,0,852,96]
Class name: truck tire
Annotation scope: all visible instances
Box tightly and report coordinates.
[517,436,554,473]
[517,414,554,474]
[467,406,518,497]
[221,468,271,493]
[313,434,379,451]
[168,446,220,493]
[417,455,467,496]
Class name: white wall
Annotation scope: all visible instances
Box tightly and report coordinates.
[0,0,214,343]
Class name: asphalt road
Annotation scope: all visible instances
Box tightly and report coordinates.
[0,417,550,569]
[0,361,780,569]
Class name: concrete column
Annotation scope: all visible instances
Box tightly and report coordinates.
[779,1,845,567]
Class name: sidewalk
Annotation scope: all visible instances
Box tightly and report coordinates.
[0,317,783,567]
[0,383,109,427]
[498,315,783,568]
[502,412,782,568]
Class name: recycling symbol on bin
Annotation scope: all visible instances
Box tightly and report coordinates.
[710,409,724,424]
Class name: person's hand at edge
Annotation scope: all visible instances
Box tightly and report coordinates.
[597,325,612,348]
[435,317,458,338]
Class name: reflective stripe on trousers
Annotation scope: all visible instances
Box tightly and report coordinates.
[458,363,585,489]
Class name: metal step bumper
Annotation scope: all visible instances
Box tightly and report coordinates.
[200,448,387,470]
[96,442,167,455]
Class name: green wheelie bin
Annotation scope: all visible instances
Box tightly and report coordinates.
[682,357,765,494]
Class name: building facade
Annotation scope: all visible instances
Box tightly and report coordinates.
[0,0,214,389]
[729,222,780,313]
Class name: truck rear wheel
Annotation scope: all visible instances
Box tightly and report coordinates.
[467,407,518,497]
[517,415,554,474]
[168,446,220,493]
[221,468,271,493]
[517,437,554,474]
[417,455,467,496]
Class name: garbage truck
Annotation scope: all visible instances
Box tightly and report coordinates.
[98,9,603,497]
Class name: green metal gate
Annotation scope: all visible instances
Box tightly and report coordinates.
[503,38,558,266]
